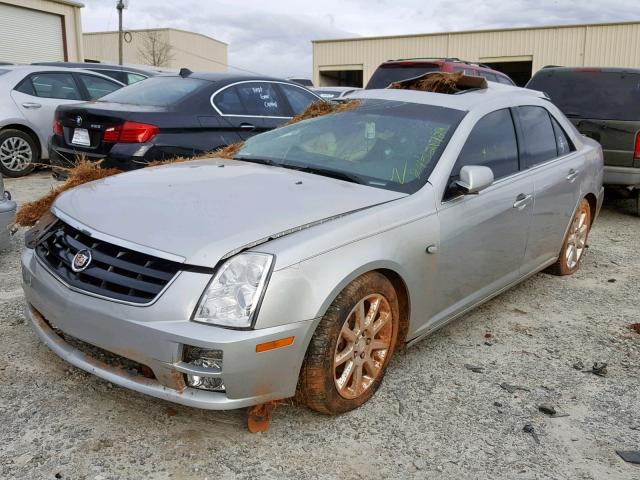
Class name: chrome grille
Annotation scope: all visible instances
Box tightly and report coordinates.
[35,220,182,304]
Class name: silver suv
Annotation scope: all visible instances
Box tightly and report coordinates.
[22,83,604,416]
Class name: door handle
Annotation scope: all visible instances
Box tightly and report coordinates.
[22,102,41,109]
[566,169,580,182]
[239,123,256,131]
[513,193,532,210]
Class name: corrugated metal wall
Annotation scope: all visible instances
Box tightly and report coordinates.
[0,0,84,62]
[84,29,228,71]
[313,22,640,86]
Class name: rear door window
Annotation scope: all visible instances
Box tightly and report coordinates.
[550,116,574,156]
[234,82,289,117]
[517,106,559,167]
[451,108,519,181]
[526,70,640,121]
[126,73,147,84]
[17,72,82,100]
[277,83,318,114]
[213,85,246,115]
[78,74,122,99]
[497,76,513,85]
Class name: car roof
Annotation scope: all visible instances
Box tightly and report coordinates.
[349,82,545,111]
[380,58,509,76]
[32,62,160,75]
[0,65,126,84]
[159,71,309,86]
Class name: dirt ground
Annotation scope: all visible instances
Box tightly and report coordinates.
[1,171,639,480]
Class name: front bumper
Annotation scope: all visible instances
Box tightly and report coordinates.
[22,248,318,409]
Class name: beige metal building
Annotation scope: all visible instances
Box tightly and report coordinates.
[83,28,228,72]
[313,21,640,87]
[0,0,84,63]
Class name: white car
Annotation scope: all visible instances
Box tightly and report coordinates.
[0,66,124,177]
[311,86,360,100]
[0,173,16,250]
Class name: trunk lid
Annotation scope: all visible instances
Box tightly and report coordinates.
[55,102,167,155]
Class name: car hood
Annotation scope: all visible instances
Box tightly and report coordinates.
[53,159,407,267]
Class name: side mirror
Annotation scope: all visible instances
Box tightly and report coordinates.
[455,165,494,194]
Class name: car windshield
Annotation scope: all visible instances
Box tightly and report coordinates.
[234,99,465,194]
[366,65,440,89]
[98,76,207,106]
[527,70,640,121]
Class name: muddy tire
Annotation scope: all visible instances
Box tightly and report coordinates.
[546,198,591,276]
[298,272,399,415]
[0,129,38,177]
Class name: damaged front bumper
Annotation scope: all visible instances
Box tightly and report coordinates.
[21,248,318,410]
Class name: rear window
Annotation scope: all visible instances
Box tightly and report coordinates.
[98,76,207,106]
[527,70,640,121]
[366,64,440,89]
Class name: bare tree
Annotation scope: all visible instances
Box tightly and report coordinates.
[137,30,174,67]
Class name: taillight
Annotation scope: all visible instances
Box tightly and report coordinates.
[53,118,63,136]
[635,132,640,160]
[103,121,158,143]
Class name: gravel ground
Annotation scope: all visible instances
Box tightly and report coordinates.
[1,171,639,480]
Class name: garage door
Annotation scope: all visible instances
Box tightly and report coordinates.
[0,4,65,63]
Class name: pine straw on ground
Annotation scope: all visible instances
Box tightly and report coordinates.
[15,99,364,227]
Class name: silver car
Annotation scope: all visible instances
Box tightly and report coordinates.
[0,66,124,177]
[21,83,604,416]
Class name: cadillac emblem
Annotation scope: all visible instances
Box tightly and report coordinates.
[71,249,92,272]
[75,115,83,126]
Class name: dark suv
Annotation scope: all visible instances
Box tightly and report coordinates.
[366,58,515,89]
[50,72,320,175]
[527,67,640,211]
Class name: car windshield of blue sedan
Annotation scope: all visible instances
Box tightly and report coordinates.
[235,100,465,193]
[98,76,208,106]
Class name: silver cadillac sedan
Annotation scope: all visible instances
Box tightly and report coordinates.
[21,83,604,416]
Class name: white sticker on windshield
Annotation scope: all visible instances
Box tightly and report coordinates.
[365,122,376,139]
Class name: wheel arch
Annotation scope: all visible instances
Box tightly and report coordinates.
[314,262,412,348]
[0,123,43,159]
[584,192,597,226]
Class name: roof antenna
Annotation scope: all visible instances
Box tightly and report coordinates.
[179,68,193,78]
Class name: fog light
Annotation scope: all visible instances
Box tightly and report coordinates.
[183,346,225,392]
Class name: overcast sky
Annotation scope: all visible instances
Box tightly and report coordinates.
[81,1,640,78]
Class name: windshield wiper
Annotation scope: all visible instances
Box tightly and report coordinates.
[281,163,363,185]
[234,156,278,166]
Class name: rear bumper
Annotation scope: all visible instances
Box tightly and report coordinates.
[603,165,640,187]
[22,248,318,409]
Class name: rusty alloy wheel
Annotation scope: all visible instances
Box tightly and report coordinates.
[546,198,591,276]
[297,271,400,415]
[333,294,393,399]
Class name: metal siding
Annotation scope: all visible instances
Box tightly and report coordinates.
[83,29,228,72]
[0,3,64,63]
[314,22,640,86]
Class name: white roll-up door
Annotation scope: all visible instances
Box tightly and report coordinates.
[0,3,65,63]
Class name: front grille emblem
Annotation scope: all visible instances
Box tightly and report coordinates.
[71,249,92,272]
[75,115,83,127]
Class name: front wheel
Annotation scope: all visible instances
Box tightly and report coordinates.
[297,272,399,415]
[546,198,591,276]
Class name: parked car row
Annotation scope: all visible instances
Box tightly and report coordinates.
[0,65,125,177]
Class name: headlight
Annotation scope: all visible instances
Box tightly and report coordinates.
[193,252,273,328]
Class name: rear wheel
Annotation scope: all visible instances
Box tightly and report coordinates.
[546,198,591,276]
[298,272,399,415]
[0,129,38,177]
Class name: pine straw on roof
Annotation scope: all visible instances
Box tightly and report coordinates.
[389,71,465,94]
[15,100,362,227]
